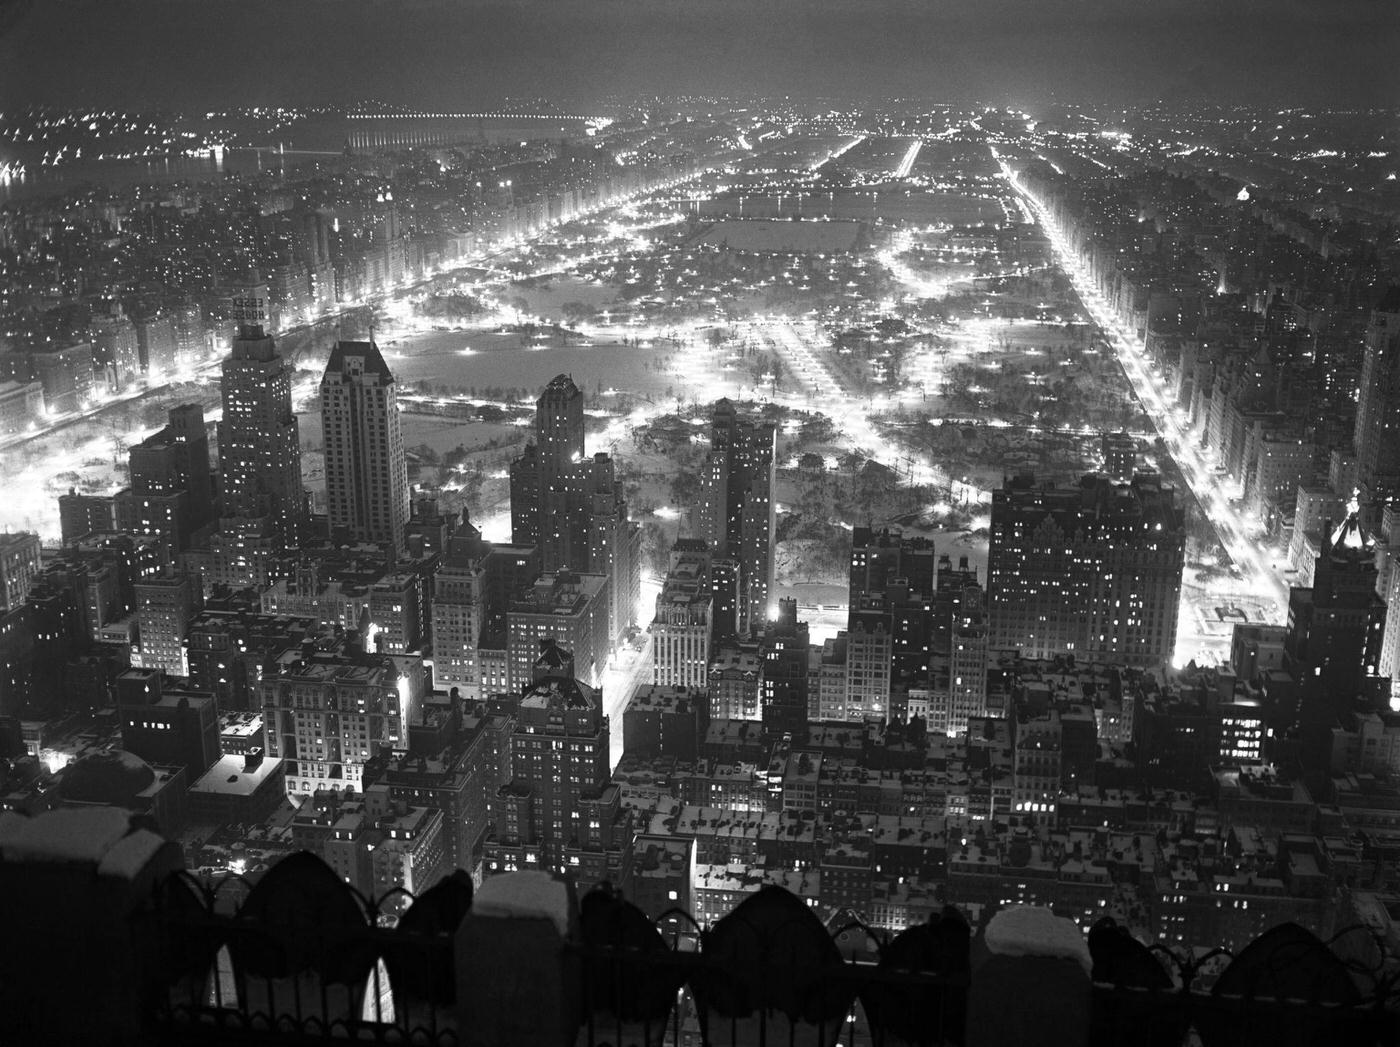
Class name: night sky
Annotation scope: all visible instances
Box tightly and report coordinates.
[2,0,1395,110]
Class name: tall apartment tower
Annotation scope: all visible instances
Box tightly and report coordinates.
[431,521,492,698]
[693,399,776,635]
[849,526,936,600]
[506,569,611,693]
[321,340,409,558]
[987,473,1185,667]
[845,595,893,722]
[587,453,643,646]
[133,570,203,676]
[531,374,588,571]
[217,287,306,547]
[710,558,742,641]
[123,404,214,550]
[496,641,610,872]
[508,442,541,547]
[508,375,642,640]
[0,532,42,613]
[1286,497,1388,716]
[758,598,810,740]
[536,372,586,474]
[651,538,713,688]
[948,583,989,736]
[1354,287,1400,504]
[1102,432,1137,483]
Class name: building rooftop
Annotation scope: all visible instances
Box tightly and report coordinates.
[324,339,394,381]
[189,754,284,798]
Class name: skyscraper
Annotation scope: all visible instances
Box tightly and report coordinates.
[847,527,938,711]
[506,569,611,693]
[217,287,306,547]
[431,520,492,698]
[508,442,541,547]
[845,595,892,722]
[508,375,642,641]
[321,339,409,558]
[528,374,589,572]
[1353,288,1400,505]
[120,404,213,550]
[536,372,586,474]
[651,538,713,688]
[1101,431,1137,483]
[1286,496,1388,716]
[758,597,810,740]
[0,532,42,613]
[133,570,202,676]
[586,453,643,647]
[948,583,989,736]
[987,473,1185,667]
[693,399,776,635]
[849,526,936,600]
[486,640,610,873]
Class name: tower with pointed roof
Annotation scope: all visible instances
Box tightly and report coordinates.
[507,375,642,644]
[485,640,610,874]
[320,339,409,558]
[1286,492,1388,715]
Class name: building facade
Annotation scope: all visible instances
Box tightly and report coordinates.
[692,399,776,635]
[988,473,1185,668]
[217,289,306,549]
[320,340,410,557]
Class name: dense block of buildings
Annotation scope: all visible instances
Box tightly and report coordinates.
[259,632,424,795]
[362,695,514,875]
[988,472,1185,667]
[506,569,610,692]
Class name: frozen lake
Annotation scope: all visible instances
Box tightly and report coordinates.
[383,328,693,401]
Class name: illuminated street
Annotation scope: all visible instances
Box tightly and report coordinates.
[1002,160,1290,667]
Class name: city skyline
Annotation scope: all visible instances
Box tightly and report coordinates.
[0,16,1396,1028]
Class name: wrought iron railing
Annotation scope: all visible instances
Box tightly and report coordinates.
[145,855,467,1046]
[1087,918,1400,1047]
[571,935,970,1047]
[127,852,1400,1047]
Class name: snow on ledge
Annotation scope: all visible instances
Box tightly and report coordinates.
[96,828,167,880]
[984,905,1092,975]
[0,808,155,876]
[473,870,570,937]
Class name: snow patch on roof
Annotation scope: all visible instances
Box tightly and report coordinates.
[984,905,1092,974]
[96,828,167,880]
[0,808,149,873]
[473,870,570,936]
